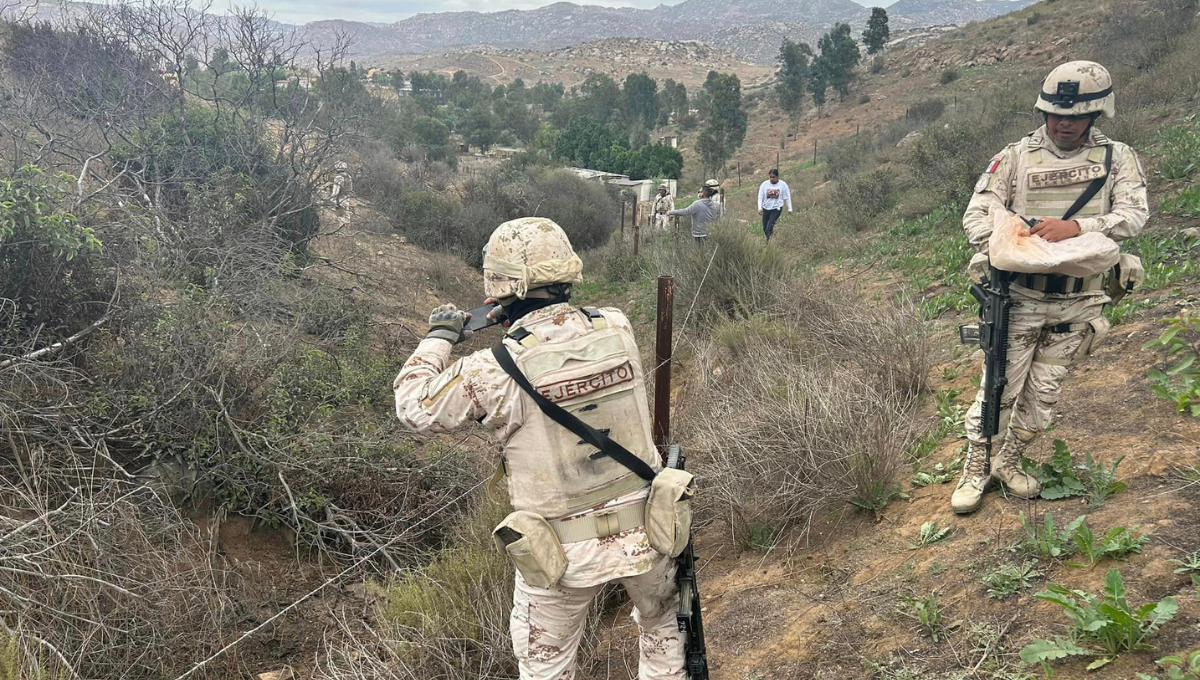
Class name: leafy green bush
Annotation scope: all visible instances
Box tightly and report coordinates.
[834,168,898,232]
[1021,569,1178,671]
[0,165,105,335]
[1158,123,1200,180]
[908,98,946,124]
[1021,440,1126,506]
[1138,650,1200,680]
[1162,185,1200,217]
[1144,311,1200,416]
[939,68,960,85]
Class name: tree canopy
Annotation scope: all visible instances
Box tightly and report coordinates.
[863,8,890,55]
[776,39,813,128]
[696,71,747,177]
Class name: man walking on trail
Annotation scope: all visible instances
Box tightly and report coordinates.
[394,218,685,679]
[652,186,675,232]
[952,61,1149,514]
[670,184,723,245]
[757,169,792,243]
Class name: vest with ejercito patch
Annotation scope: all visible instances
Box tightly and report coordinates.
[499,308,661,519]
[1009,130,1112,221]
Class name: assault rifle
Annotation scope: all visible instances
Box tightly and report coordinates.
[959,217,1035,473]
[667,444,708,680]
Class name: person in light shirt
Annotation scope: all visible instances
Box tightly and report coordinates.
[757,169,792,243]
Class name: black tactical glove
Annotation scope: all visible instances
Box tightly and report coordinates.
[426,304,473,345]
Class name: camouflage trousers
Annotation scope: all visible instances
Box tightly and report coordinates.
[654,213,671,232]
[511,553,685,680]
[964,288,1110,446]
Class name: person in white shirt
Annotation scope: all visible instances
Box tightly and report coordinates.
[757,169,793,243]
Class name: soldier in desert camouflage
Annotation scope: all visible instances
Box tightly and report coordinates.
[952,61,1150,514]
[394,217,685,679]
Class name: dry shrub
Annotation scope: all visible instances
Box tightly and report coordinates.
[681,284,929,547]
[311,494,613,680]
[1,444,236,679]
[1100,0,1198,71]
[834,168,899,232]
[652,221,789,323]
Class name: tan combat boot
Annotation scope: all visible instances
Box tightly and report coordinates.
[993,428,1042,499]
[951,442,992,514]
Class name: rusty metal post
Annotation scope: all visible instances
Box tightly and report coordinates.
[633,210,640,256]
[653,276,674,460]
[621,200,626,240]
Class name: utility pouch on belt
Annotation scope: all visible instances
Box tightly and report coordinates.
[1104,254,1145,306]
[646,468,695,558]
[492,510,567,589]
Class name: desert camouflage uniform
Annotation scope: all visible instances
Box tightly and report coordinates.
[961,125,1149,446]
[394,303,685,680]
[652,193,675,232]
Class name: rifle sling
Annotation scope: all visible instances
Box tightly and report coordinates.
[491,342,658,484]
[1061,144,1112,222]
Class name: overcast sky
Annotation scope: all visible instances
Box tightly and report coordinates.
[255,0,891,26]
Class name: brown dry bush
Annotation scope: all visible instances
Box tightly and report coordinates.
[679,285,929,547]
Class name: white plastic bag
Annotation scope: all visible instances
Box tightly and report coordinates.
[987,211,1119,277]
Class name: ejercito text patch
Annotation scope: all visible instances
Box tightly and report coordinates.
[537,362,634,403]
[1027,163,1107,189]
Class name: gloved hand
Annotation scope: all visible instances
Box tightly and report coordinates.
[426,304,473,345]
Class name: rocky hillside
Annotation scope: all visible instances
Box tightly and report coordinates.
[7,0,1039,65]
[373,38,774,88]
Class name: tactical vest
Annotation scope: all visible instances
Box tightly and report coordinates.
[1010,134,1111,221]
[499,308,660,519]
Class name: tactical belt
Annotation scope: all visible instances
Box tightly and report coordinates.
[1013,273,1104,295]
[550,501,646,544]
[1047,322,1088,333]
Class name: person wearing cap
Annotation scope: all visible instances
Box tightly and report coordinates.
[393,218,685,679]
[703,178,725,215]
[952,61,1149,514]
[757,169,793,243]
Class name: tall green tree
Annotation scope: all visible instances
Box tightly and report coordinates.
[460,103,500,152]
[816,23,861,101]
[623,72,659,130]
[809,62,828,114]
[578,73,621,124]
[775,38,813,131]
[552,116,627,169]
[696,71,747,177]
[862,8,890,55]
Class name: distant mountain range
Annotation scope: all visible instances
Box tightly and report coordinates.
[7,0,1037,65]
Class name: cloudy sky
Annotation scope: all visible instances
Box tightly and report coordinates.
[255,0,889,25]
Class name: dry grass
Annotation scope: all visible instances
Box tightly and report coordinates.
[680,284,929,548]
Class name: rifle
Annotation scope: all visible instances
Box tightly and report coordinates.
[959,216,1033,473]
[666,444,708,680]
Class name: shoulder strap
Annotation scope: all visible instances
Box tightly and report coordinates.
[491,342,657,483]
[1062,144,1113,221]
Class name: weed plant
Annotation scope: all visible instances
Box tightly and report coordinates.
[1173,551,1200,575]
[1145,311,1200,416]
[909,521,952,549]
[983,560,1044,599]
[1016,512,1085,560]
[1069,522,1150,568]
[1021,441,1126,506]
[1021,569,1178,670]
[900,591,947,642]
[1138,650,1200,680]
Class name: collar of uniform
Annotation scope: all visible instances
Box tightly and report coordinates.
[509,302,578,332]
[1030,124,1108,159]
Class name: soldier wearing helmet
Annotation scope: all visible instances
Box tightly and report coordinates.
[394,217,685,679]
[953,61,1149,514]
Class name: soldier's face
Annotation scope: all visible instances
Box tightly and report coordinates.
[1046,113,1091,148]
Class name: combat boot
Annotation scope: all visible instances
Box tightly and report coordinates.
[993,429,1042,499]
[951,442,992,514]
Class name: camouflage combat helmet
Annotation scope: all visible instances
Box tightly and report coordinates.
[1035,61,1115,118]
[703,179,720,189]
[483,217,583,300]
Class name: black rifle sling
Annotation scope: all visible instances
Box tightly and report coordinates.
[1061,144,1113,222]
[491,342,657,483]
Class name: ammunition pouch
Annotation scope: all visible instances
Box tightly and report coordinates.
[493,511,567,589]
[1104,254,1144,306]
[646,468,695,558]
